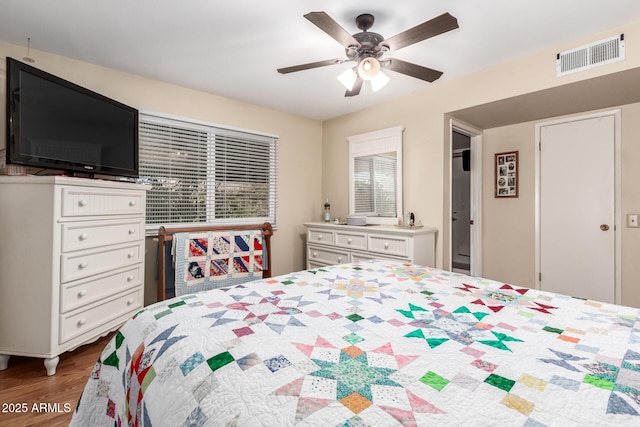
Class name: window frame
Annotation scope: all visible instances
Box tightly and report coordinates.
[347,125,404,225]
[138,111,278,234]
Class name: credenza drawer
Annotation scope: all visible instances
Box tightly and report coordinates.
[61,219,144,252]
[60,266,142,313]
[368,234,409,258]
[59,287,142,344]
[335,231,367,250]
[60,242,142,283]
[61,187,145,217]
[308,246,349,265]
[307,228,335,245]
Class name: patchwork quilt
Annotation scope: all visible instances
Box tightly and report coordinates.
[172,229,265,296]
[70,260,640,426]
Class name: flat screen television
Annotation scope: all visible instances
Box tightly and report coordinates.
[5,57,139,178]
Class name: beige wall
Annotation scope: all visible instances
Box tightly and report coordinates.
[620,103,640,306]
[481,122,536,289]
[0,40,323,305]
[323,20,640,307]
[481,104,640,306]
[473,104,640,310]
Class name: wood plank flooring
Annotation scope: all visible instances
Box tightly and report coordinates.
[0,333,113,427]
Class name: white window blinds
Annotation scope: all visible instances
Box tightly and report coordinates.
[354,154,397,217]
[139,113,278,229]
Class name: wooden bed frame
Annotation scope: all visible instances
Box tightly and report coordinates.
[157,222,273,301]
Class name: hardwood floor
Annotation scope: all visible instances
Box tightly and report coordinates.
[0,333,113,427]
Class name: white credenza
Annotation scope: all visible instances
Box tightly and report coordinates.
[304,222,437,269]
[0,176,149,375]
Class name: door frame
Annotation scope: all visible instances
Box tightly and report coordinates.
[534,109,621,304]
[449,119,483,276]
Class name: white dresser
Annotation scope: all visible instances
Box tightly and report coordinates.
[304,222,437,269]
[0,176,149,375]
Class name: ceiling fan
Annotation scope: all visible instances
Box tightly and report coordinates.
[277,11,459,97]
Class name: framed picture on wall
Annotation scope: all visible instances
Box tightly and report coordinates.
[494,151,518,198]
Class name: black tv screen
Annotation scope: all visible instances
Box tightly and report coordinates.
[5,57,139,178]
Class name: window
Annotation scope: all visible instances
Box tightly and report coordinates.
[139,113,278,230]
[348,126,404,224]
[354,153,397,217]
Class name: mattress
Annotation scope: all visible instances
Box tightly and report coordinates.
[70,260,640,426]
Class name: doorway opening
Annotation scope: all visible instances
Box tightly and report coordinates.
[449,120,483,277]
[452,131,471,274]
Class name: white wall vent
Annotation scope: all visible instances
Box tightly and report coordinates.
[556,34,625,76]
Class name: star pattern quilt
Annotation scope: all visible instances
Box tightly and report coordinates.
[70,260,640,426]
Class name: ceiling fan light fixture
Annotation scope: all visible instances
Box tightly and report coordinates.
[337,68,358,91]
[358,57,380,81]
[280,11,459,97]
[371,70,390,92]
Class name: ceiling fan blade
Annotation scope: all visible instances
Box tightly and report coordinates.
[304,11,361,49]
[381,12,458,51]
[277,58,343,74]
[345,76,364,97]
[385,58,443,82]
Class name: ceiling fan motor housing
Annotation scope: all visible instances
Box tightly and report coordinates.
[344,14,387,61]
[347,31,386,60]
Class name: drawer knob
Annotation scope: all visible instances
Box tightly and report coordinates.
[78,199,88,207]
[347,238,353,244]
[127,298,134,306]
[127,275,135,282]
[79,261,88,269]
[78,289,87,298]
[317,234,323,240]
[79,233,89,241]
[127,252,135,259]
[338,257,343,262]
[129,200,136,207]
[128,228,136,235]
[384,242,390,249]
[77,318,87,327]
[312,252,318,258]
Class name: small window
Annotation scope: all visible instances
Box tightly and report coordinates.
[139,113,278,231]
[348,126,404,224]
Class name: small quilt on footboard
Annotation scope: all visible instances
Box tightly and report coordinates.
[172,229,265,296]
[70,260,640,426]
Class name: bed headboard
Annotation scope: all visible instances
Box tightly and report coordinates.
[157,222,273,301]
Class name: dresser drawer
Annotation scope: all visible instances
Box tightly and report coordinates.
[351,252,406,263]
[307,260,330,269]
[368,234,410,258]
[335,231,367,250]
[60,266,142,313]
[60,242,142,283]
[61,219,144,252]
[307,228,335,245]
[350,252,382,263]
[61,187,145,217]
[59,287,142,344]
[307,245,349,265]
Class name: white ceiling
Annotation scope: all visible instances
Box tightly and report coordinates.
[2,0,640,121]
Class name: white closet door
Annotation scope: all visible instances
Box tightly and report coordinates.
[539,115,615,303]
